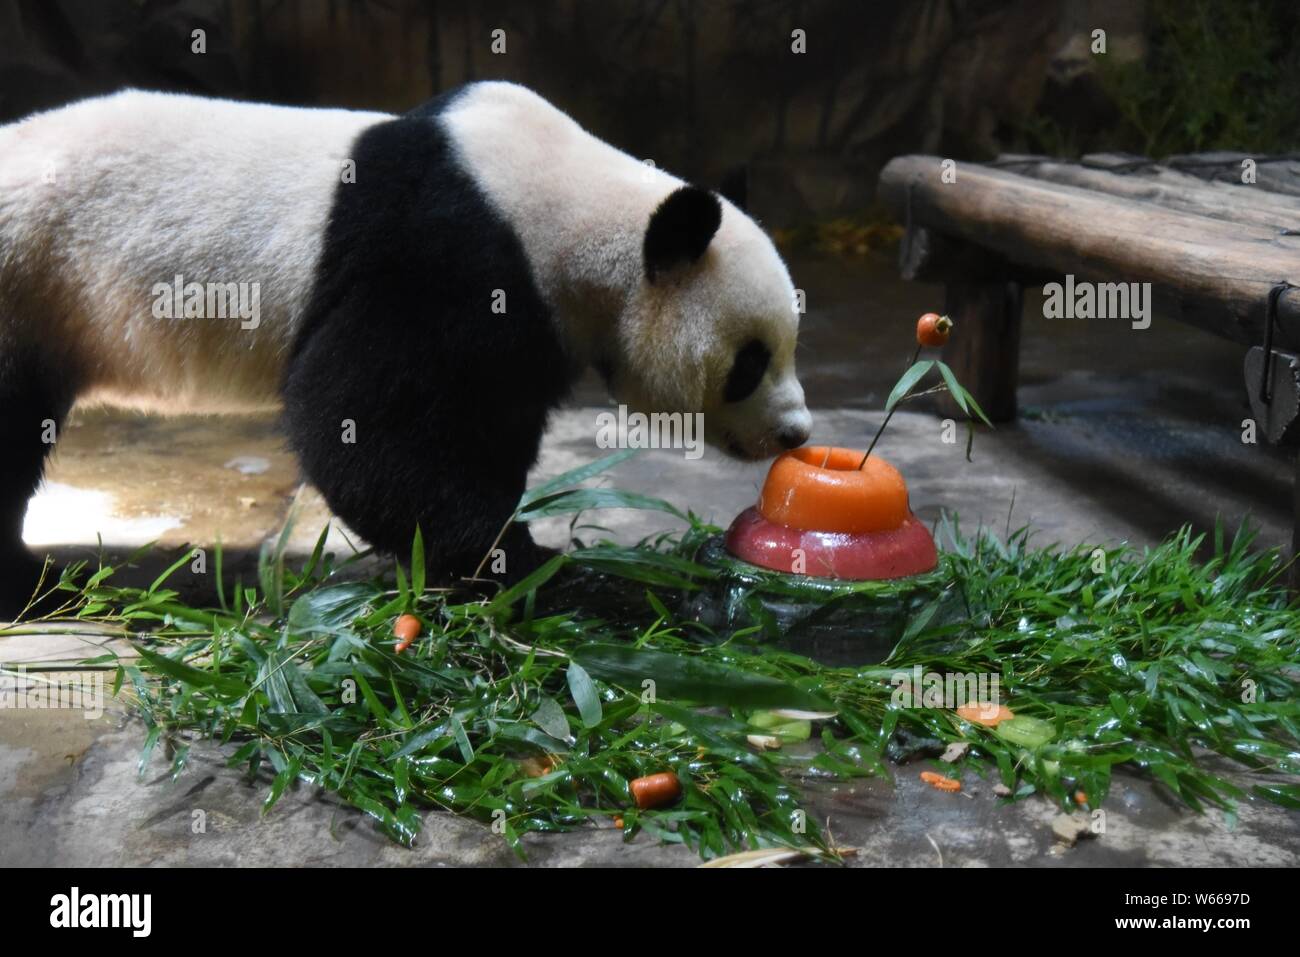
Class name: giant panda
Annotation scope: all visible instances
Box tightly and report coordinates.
[0,81,812,617]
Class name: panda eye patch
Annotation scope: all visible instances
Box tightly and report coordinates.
[723,339,771,402]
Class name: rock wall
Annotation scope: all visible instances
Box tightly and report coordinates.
[0,0,1148,223]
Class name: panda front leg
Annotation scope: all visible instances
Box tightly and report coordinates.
[282,329,553,586]
[0,351,76,620]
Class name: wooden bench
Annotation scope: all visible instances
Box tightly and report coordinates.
[877,152,1300,578]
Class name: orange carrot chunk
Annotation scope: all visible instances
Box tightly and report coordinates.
[920,771,962,793]
[955,702,1015,727]
[630,771,682,810]
[393,613,421,653]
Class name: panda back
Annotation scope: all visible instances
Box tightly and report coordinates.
[0,91,387,412]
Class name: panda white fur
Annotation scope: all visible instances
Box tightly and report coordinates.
[0,81,811,615]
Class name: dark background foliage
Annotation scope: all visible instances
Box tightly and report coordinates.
[2,0,1298,223]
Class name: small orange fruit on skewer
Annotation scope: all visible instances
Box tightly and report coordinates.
[916,312,953,348]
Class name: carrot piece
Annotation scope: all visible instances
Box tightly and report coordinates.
[1074,790,1088,806]
[393,613,420,653]
[955,702,1015,727]
[629,771,682,810]
[518,756,554,778]
[920,771,962,793]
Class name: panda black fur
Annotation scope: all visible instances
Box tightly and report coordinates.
[284,90,571,569]
[0,82,812,618]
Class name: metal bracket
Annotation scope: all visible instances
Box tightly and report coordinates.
[1260,281,1297,403]
[1246,344,1300,445]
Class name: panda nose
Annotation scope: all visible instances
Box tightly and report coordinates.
[777,425,810,449]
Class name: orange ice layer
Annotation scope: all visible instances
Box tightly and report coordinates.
[758,446,910,534]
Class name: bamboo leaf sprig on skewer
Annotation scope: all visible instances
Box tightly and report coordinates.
[856,312,993,467]
[21,452,1300,859]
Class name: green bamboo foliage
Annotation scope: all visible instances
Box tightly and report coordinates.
[18,455,1300,860]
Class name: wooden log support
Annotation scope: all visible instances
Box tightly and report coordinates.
[1080,152,1300,209]
[899,225,1004,283]
[1166,152,1300,199]
[998,156,1300,234]
[899,224,1058,287]
[941,281,1022,423]
[877,155,1300,351]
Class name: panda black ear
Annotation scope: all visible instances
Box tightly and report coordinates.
[644,186,722,283]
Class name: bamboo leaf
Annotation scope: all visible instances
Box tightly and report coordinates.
[517,448,638,509]
[885,360,934,412]
[133,644,247,698]
[573,643,832,711]
[531,695,571,741]
[934,361,969,414]
[518,487,687,521]
[566,661,603,728]
[411,526,426,600]
[488,555,568,614]
[450,715,474,763]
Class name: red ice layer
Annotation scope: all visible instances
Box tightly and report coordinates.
[723,506,938,580]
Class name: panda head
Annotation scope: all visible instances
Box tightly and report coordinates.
[602,185,812,461]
